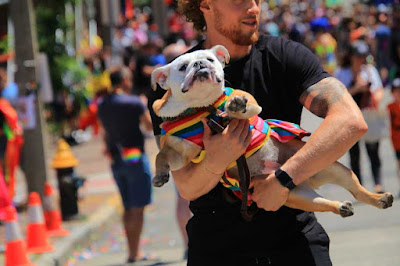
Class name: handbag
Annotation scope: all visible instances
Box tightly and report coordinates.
[361,108,388,143]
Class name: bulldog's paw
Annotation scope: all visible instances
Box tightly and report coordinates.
[152,173,170,187]
[339,201,354,218]
[378,193,394,209]
[226,95,248,113]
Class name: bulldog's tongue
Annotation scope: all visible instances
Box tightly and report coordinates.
[181,68,196,93]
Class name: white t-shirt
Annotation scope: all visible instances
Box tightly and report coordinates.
[335,64,383,93]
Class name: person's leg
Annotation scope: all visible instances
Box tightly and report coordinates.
[396,151,400,197]
[397,159,400,198]
[124,207,145,260]
[111,162,147,262]
[176,192,190,256]
[124,154,152,261]
[349,141,362,184]
[365,141,382,192]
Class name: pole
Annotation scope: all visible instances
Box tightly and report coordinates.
[151,0,169,38]
[10,0,49,196]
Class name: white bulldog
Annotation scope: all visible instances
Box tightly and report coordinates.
[150,45,393,217]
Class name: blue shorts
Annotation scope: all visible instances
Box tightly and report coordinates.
[111,153,152,210]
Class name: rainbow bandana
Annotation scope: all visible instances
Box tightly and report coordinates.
[121,147,142,164]
[160,88,310,194]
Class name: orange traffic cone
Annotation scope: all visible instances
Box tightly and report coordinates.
[43,182,69,237]
[4,205,35,266]
[26,192,54,254]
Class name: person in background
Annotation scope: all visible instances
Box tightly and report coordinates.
[0,68,23,211]
[133,42,163,98]
[387,77,400,198]
[335,40,385,193]
[0,68,18,103]
[311,25,338,75]
[98,66,153,263]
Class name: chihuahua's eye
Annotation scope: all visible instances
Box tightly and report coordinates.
[179,64,188,71]
[207,58,214,62]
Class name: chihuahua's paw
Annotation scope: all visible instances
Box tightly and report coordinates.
[378,193,394,209]
[226,95,248,113]
[339,201,354,218]
[152,173,170,187]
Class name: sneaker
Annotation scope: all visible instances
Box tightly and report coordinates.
[126,257,136,264]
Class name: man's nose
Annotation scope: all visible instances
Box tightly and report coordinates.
[247,0,260,15]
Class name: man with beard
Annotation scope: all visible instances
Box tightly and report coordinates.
[148,1,367,265]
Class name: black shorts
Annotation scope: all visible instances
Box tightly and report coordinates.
[186,209,332,266]
[395,150,400,160]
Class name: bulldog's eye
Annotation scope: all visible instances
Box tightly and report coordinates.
[207,58,214,62]
[179,64,188,71]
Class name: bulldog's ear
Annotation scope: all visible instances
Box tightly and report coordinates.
[151,65,170,90]
[210,45,230,67]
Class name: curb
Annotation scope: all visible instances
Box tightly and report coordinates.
[33,194,120,266]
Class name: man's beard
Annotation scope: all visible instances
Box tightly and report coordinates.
[214,8,259,46]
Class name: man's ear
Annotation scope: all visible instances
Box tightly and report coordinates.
[199,0,211,13]
[210,45,230,67]
[151,65,170,91]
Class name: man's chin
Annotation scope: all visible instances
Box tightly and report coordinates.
[232,31,259,46]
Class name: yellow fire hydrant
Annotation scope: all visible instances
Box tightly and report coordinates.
[51,139,84,221]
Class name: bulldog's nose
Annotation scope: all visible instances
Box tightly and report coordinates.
[193,60,206,69]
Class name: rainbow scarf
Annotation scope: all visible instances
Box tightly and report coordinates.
[223,118,310,192]
[161,88,230,147]
[121,147,142,164]
[160,88,310,193]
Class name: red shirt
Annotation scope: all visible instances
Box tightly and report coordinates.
[387,102,400,151]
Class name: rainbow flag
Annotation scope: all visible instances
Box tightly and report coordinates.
[121,147,142,164]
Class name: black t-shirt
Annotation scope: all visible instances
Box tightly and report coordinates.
[133,53,152,96]
[148,35,331,257]
[98,93,146,160]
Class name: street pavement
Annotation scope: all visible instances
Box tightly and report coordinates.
[1,91,400,266]
[69,100,400,265]
[0,132,122,266]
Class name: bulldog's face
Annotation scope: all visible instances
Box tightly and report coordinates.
[151,45,230,112]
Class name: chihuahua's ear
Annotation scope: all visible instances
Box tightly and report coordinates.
[151,65,170,91]
[210,45,230,67]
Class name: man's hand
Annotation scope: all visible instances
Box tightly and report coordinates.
[201,118,252,174]
[251,174,289,211]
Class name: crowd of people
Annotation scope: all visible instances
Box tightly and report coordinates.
[3,0,400,263]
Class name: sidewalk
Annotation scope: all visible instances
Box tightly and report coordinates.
[0,134,125,266]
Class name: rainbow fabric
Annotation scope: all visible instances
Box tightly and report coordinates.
[160,88,310,193]
[160,88,231,147]
[0,99,23,200]
[121,147,142,164]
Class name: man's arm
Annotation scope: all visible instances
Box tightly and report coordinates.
[285,77,367,182]
[251,77,368,211]
[140,110,153,132]
[171,119,252,201]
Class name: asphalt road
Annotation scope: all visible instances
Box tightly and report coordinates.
[74,99,400,266]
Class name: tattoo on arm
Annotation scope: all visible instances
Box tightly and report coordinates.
[299,77,347,118]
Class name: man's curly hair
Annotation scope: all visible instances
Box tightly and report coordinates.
[178,0,206,32]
